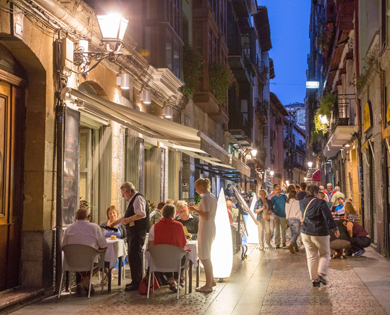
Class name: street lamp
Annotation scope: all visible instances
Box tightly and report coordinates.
[270,170,274,176]
[304,177,308,181]
[250,149,258,158]
[286,180,290,186]
[308,161,313,168]
[73,13,129,73]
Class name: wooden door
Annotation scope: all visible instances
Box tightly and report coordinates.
[0,81,24,291]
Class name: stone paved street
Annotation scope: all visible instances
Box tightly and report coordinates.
[8,246,390,315]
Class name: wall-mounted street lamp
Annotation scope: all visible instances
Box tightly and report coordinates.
[270,170,274,176]
[73,13,129,73]
[250,149,258,158]
[308,161,313,168]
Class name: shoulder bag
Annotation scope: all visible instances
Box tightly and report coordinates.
[303,198,315,221]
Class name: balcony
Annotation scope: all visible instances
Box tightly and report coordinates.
[228,111,252,145]
[295,145,306,155]
[194,91,220,114]
[209,105,229,124]
[254,58,268,85]
[231,0,251,18]
[323,94,358,158]
[228,49,251,84]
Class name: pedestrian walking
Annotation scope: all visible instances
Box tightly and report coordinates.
[271,185,287,248]
[189,178,218,292]
[326,183,334,210]
[285,184,303,253]
[300,185,339,287]
[254,189,272,250]
[297,182,307,200]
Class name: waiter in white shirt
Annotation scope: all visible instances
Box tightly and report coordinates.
[112,182,149,291]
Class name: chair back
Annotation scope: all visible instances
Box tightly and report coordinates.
[148,244,186,273]
[62,244,102,272]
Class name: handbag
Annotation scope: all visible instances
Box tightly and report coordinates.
[139,275,160,295]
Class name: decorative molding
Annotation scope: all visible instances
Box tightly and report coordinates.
[149,67,184,98]
[0,69,27,87]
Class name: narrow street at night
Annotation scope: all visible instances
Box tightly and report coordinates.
[1,0,390,314]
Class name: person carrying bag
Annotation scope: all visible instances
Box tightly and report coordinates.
[300,185,339,287]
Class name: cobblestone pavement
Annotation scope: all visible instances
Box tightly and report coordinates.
[9,245,390,315]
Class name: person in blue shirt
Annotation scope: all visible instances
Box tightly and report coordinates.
[335,197,345,212]
[271,185,287,248]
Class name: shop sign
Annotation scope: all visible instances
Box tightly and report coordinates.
[363,101,373,133]
[383,125,390,139]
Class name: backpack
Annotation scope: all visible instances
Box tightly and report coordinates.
[139,275,160,295]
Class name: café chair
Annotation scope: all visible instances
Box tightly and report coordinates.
[141,233,149,278]
[58,244,106,299]
[147,244,189,300]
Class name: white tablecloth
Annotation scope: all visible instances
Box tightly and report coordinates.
[105,239,127,268]
[145,240,198,268]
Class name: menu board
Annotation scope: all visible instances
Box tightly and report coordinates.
[62,107,80,226]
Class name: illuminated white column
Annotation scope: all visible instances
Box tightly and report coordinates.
[246,194,259,244]
[211,189,233,279]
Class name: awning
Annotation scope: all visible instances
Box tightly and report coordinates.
[311,169,321,182]
[60,87,250,177]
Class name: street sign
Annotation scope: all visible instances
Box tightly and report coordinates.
[306,81,319,89]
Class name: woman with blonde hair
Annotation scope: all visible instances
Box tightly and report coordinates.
[254,189,272,250]
[285,184,303,253]
[189,178,217,292]
[100,205,126,238]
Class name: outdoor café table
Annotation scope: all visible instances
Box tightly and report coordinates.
[105,238,127,292]
[145,240,199,294]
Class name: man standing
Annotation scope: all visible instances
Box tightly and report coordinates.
[62,208,107,294]
[326,183,334,210]
[297,182,307,200]
[271,185,287,248]
[331,186,345,212]
[113,182,149,291]
[225,184,234,198]
[319,185,329,203]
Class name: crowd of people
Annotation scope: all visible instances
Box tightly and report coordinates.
[62,178,372,294]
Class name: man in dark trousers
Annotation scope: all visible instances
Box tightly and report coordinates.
[113,182,149,291]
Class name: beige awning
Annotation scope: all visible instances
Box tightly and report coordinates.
[61,87,250,177]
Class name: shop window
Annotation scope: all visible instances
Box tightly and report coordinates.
[173,40,180,77]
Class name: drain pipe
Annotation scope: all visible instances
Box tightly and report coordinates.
[54,29,65,294]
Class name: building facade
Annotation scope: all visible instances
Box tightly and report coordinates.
[0,0,255,294]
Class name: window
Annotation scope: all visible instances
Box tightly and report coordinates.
[166,32,173,70]
[173,40,180,77]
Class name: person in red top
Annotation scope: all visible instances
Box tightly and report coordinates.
[148,204,187,291]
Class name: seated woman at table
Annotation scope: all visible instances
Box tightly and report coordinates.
[100,206,126,238]
[148,204,187,292]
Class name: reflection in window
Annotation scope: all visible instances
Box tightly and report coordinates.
[173,40,180,77]
[166,33,173,70]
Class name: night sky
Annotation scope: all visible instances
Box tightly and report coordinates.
[259,0,311,106]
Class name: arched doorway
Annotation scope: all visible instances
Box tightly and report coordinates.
[0,43,26,291]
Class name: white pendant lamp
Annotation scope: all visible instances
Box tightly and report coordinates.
[116,75,121,86]
[143,90,151,104]
[163,106,173,119]
[120,73,130,90]
[139,89,143,101]
[211,189,233,279]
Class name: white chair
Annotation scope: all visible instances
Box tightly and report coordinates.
[147,244,188,300]
[141,233,149,278]
[58,244,106,299]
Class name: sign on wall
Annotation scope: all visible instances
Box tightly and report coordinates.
[63,107,80,226]
[363,101,373,133]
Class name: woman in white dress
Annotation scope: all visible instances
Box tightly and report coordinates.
[189,178,217,292]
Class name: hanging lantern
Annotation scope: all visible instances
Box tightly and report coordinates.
[120,73,130,89]
[143,90,151,104]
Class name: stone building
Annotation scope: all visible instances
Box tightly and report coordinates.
[0,0,252,295]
